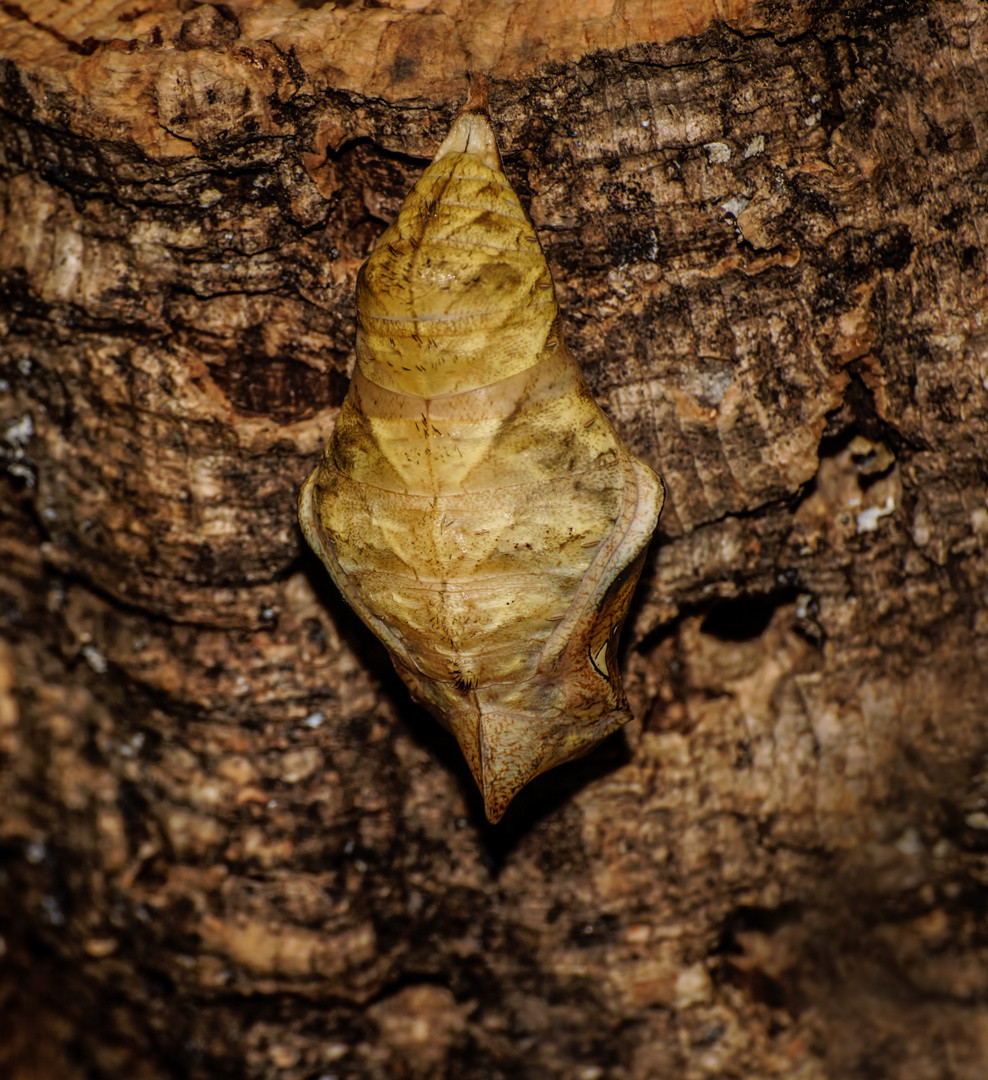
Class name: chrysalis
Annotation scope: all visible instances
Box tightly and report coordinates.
[299,97,664,822]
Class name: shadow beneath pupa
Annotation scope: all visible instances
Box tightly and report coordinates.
[395,684,635,871]
[475,728,634,870]
[297,542,635,868]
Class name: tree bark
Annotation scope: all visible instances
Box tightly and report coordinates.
[2,1,987,1078]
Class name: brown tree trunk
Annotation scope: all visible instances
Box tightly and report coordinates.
[2,1,987,1077]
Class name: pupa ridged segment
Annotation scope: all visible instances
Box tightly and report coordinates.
[299,100,664,822]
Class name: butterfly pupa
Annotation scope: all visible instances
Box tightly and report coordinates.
[298,100,664,822]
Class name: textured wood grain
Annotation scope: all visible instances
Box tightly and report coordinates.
[0,1,767,153]
[2,1,988,1078]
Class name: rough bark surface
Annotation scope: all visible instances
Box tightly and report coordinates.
[1,1,987,1078]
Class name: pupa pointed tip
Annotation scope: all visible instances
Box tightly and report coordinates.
[433,76,501,173]
[475,744,519,825]
[482,790,511,825]
[474,712,547,824]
